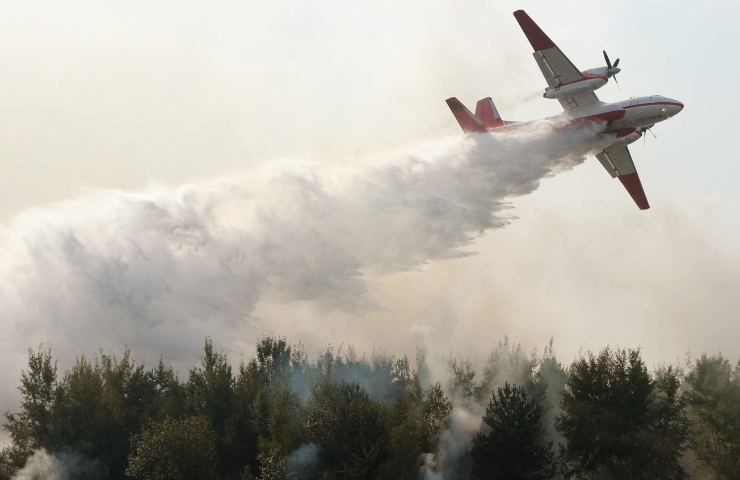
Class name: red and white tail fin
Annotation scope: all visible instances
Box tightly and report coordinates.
[475,97,504,128]
[446,97,486,134]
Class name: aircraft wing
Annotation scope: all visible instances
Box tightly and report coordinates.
[596,145,650,210]
[513,10,599,111]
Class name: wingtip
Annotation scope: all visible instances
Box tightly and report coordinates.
[512,9,556,51]
[618,173,650,210]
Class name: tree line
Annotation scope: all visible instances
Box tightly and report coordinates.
[1,337,738,480]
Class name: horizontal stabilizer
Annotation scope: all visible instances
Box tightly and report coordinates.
[446,97,486,134]
[475,97,504,128]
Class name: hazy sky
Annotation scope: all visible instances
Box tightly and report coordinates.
[1,0,739,383]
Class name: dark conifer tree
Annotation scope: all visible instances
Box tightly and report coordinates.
[559,348,687,479]
[471,382,553,480]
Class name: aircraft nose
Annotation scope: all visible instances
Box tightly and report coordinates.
[665,101,683,117]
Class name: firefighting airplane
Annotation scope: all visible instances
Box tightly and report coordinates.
[446,9,683,209]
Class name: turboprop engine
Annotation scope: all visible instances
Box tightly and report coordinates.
[610,128,642,146]
[544,76,608,99]
[543,50,621,99]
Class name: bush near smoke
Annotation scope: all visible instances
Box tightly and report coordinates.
[1,337,738,480]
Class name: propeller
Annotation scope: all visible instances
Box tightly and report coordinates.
[641,126,657,145]
[603,50,621,89]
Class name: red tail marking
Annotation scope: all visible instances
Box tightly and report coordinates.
[475,98,504,129]
[446,97,486,133]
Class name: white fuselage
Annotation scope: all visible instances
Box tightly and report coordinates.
[572,95,683,145]
[502,95,684,147]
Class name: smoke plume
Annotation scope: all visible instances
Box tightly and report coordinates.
[287,443,320,480]
[11,449,104,480]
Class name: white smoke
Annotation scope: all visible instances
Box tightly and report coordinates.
[287,443,320,480]
[420,339,557,480]
[11,449,104,480]
[420,406,483,480]
[0,120,609,415]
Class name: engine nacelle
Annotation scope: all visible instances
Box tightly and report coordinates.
[544,77,607,99]
[609,128,642,146]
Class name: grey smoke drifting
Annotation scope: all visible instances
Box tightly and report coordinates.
[287,443,320,480]
[11,449,104,480]
[421,339,553,480]
[0,120,608,417]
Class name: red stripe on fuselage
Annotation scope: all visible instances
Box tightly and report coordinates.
[623,101,684,109]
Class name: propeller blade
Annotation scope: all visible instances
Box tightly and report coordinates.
[641,126,657,146]
[613,74,621,91]
[603,50,612,69]
[613,58,620,68]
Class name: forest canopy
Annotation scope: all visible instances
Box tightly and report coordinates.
[1,337,738,480]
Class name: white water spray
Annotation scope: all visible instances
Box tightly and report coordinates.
[0,120,609,416]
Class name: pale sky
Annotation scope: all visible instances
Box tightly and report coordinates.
[1,0,739,379]
[2,0,738,217]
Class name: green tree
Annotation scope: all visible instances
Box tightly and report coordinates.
[0,448,14,480]
[188,338,234,433]
[265,389,303,456]
[419,383,452,451]
[449,358,477,401]
[3,349,189,480]
[257,448,288,480]
[305,381,389,480]
[3,348,58,469]
[685,354,740,479]
[559,348,687,479]
[378,419,423,480]
[376,360,427,480]
[126,416,219,480]
[48,351,163,479]
[533,340,568,449]
[48,356,106,456]
[97,350,158,478]
[471,383,553,480]
[228,360,260,474]
[255,336,293,386]
[189,337,264,480]
[148,358,187,420]
[649,366,689,479]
